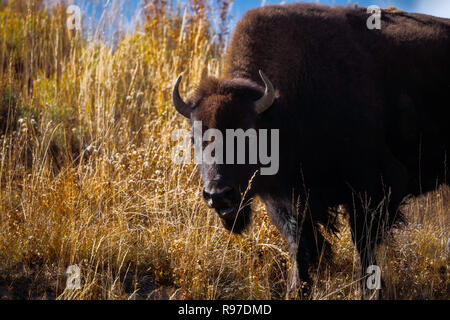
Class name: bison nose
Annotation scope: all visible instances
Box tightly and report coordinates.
[202,185,233,208]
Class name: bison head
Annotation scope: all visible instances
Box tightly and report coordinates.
[172,71,277,234]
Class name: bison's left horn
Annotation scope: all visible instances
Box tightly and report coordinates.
[254,70,275,114]
[172,75,192,118]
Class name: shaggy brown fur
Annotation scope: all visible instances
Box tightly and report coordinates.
[176,3,450,297]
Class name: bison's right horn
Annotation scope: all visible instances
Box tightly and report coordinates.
[172,75,192,118]
[254,70,275,114]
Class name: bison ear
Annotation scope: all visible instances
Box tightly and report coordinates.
[254,70,276,114]
[172,75,192,119]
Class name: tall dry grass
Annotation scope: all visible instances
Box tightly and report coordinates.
[0,0,448,300]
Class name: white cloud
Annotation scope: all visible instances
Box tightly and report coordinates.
[414,0,450,19]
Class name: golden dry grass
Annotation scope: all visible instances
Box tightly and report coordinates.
[0,0,448,300]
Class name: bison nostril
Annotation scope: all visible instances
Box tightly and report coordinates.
[203,186,234,208]
[203,189,211,200]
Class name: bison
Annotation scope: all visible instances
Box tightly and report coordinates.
[171,3,450,298]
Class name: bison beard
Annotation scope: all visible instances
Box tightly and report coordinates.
[220,205,252,234]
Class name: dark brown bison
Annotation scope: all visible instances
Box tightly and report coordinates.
[172,3,450,298]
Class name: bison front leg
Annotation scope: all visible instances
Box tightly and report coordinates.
[264,201,313,299]
[286,250,300,298]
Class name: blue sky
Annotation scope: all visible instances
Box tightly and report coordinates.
[67,0,450,20]
[60,0,450,38]
[134,0,450,22]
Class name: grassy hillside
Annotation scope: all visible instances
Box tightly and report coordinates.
[0,0,448,299]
